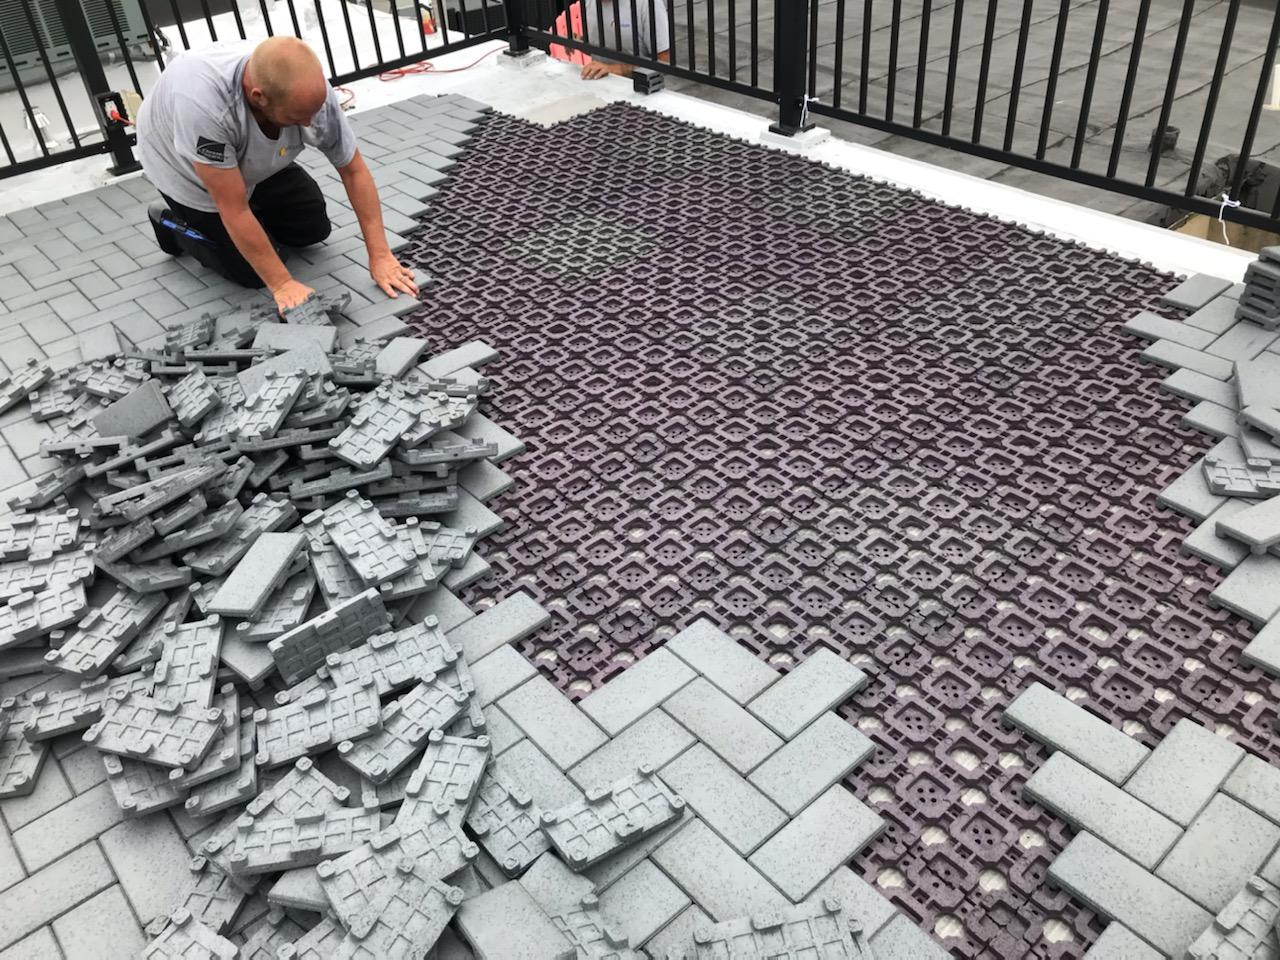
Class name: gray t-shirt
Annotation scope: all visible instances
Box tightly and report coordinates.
[583,0,670,61]
[137,44,356,212]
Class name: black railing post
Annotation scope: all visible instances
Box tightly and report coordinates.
[50,0,141,175]
[503,0,531,54]
[770,0,813,135]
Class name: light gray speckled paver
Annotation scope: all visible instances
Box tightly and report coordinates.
[1156,793,1280,912]
[643,905,713,960]
[418,341,499,379]
[1003,682,1149,784]
[518,851,594,915]
[1024,753,1181,869]
[1162,275,1234,311]
[1211,552,1280,624]
[659,743,786,856]
[1236,354,1280,408]
[268,867,330,912]
[868,913,952,960]
[446,591,550,665]
[747,785,884,900]
[1049,831,1212,956]
[469,645,537,707]
[541,766,685,870]
[1183,499,1252,569]
[1141,340,1235,380]
[207,532,306,619]
[649,817,788,922]
[749,712,874,816]
[807,866,899,939]
[1083,923,1162,960]
[579,648,696,737]
[1162,367,1238,407]
[498,674,608,770]
[1223,752,1280,823]
[569,709,695,791]
[497,739,584,812]
[1123,311,1217,349]
[1209,322,1280,361]
[1157,457,1228,522]
[1125,718,1243,826]
[663,677,781,774]
[1183,399,1239,438]
[1215,494,1280,553]
[1242,617,1280,678]
[663,619,779,705]
[746,648,867,741]
[597,857,690,946]
[455,880,575,960]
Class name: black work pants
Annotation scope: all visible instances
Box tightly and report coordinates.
[162,163,331,289]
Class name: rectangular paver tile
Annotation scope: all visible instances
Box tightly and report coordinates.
[1122,311,1216,349]
[650,817,787,922]
[1049,832,1211,957]
[1003,682,1149,785]
[597,857,689,946]
[0,828,22,894]
[0,843,115,950]
[1223,752,1280,823]
[1024,753,1180,869]
[1211,553,1280,624]
[569,709,694,792]
[469,645,537,707]
[498,674,607,770]
[496,739,584,812]
[1081,923,1163,960]
[12,780,124,871]
[98,815,195,926]
[747,785,883,901]
[1183,499,1251,570]
[1155,793,1280,912]
[658,743,786,856]
[1124,718,1243,826]
[746,648,867,740]
[663,677,781,774]
[749,712,874,815]
[868,913,951,960]
[580,648,695,736]
[1161,274,1233,311]
[480,705,524,755]
[807,866,898,939]
[0,928,61,960]
[1157,457,1227,522]
[1141,339,1234,380]
[456,879,574,960]
[583,811,692,893]
[641,904,713,960]
[446,592,549,664]
[664,619,779,704]
[52,885,145,958]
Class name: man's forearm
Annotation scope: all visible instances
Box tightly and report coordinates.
[221,205,291,290]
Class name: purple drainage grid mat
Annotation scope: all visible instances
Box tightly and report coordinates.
[401,103,1261,958]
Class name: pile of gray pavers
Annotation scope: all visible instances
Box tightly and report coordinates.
[1123,259,1280,687]
[1006,681,1280,958]
[0,296,954,954]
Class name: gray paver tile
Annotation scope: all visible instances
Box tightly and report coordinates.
[1183,498,1251,570]
[649,818,788,922]
[51,746,109,795]
[569,709,694,791]
[455,880,574,960]
[0,843,115,950]
[580,648,696,736]
[1210,553,1280,624]
[52,885,146,959]
[1162,366,1238,406]
[658,743,786,856]
[597,857,690,946]
[1003,682,1149,784]
[1223,752,1280,823]
[747,785,883,900]
[1025,753,1180,869]
[1156,457,1226,522]
[479,705,523,755]
[749,712,874,815]
[1122,311,1217,349]
[1208,321,1280,361]
[1183,399,1239,438]
[1141,339,1235,380]
[868,913,952,960]
[1124,718,1244,826]
[746,648,867,740]
[1082,923,1163,959]
[469,645,536,707]
[446,592,549,664]
[98,815,196,926]
[806,866,898,938]
[497,675,607,770]
[517,851,593,915]
[1242,616,1280,678]
[641,904,712,960]
[663,677,781,774]
[496,739,584,812]
[0,928,61,960]
[1048,831,1211,956]
[1155,793,1280,912]
[0,827,21,893]
[664,619,779,704]
[12,780,124,871]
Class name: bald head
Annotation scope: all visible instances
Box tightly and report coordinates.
[243,37,328,126]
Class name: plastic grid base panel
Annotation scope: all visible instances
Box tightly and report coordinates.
[1184,875,1280,959]
[166,369,221,428]
[688,899,870,959]
[44,587,166,678]
[227,804,382,875]
[267,587,391,686]
[103,752,186,817]
[310,492,417,586]
[20,669,152,740]
[316,817,478,931]
[0,508,81,559]
[540,765,685,870]
[321,616,458,695]
[150,617,223,709]
[397,730,490,826]
[336,672,471,783]
[466,766,550,876]
[552,894,643,960]
[383,103,1280,959]
[253,677,382,767]
[174,856,248,935]
[143,908,237,959]
[84,690,225,769]
[336,873,463,959]
[0,581,88,649]
[0,716,50,798]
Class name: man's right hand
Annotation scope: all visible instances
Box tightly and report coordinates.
[270,278,315,314]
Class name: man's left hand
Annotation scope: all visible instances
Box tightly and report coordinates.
[370,251,419,298]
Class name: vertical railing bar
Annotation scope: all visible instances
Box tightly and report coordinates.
[1035,0,1071,159]
[727,0,736,79]
[669,0,678,67]
[1106,0,1150,178]
[971,0,998,142]
[135,0,167,70]
[196,0,219,41]
[1232,1,1280,201]
[707,0,716,78]
[1184,0,1241,197]
[227,0,247,39]
[456,0,475,42]
[1003,0,1033,150]
[257,0,276,36]
[650,0,659,64]
[388,0,407,59]
[364,0,385,64]
[18,1,81,149]
[807,0,817,98]
[165,0,190,49]
[1145,0,1193,187]
[313,0,339,76]
[832,0,846,110]
[476,0,494,39]
[885,0,901,121]
[629,0,641,54]
[0,22,51,158]
[858,0,871,114]
[941,0,964,136]
[685,0,695,70]
[103,0,144,95]
[1069,0,1110,168]
[283,0,304,37]
[0,116,17,167]
[336,0,362,71]
[913,0,932,127]
[750,0,758,86]
[438,0,455,47]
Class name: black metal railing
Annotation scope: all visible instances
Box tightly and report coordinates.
[6,0,1280,235]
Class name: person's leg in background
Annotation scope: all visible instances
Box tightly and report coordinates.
[249,163,331,248]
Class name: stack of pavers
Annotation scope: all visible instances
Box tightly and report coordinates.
[0,292,538,956]
[1121,257,1280,689]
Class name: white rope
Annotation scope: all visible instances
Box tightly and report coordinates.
[1218,192,1243,246]
[800,95,819,130]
